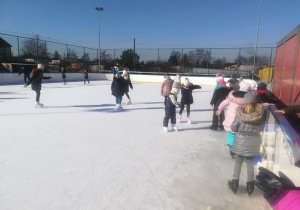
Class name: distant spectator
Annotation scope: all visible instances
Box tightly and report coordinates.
[83,69,89,84]
[61,67,67,85]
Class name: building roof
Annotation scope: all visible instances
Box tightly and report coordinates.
[0,37,12,48]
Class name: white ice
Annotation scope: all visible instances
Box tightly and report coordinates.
[0,81,272,210]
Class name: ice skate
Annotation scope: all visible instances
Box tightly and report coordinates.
[246,181,255,196]
[35,101,44,108]
[187,117,191,124]
[163,127,168,132]
[171,124,178,132]
[209,125,217,131]
[177,115,181,123]
[127,99,132,105]
[228,179,239,194]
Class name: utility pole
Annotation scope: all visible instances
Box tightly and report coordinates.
[95,7,103,72]
[252,0,262,80]
[133,38,135,72]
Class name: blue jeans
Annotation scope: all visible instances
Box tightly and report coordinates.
[116,96,122,104]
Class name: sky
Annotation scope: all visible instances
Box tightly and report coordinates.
[1,0,300,50]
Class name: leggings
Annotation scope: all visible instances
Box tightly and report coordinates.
[179,104,190,117]
[115,96,122,104]
[35,89,41,102]
[233,155,254,182]
[125,92,130,99]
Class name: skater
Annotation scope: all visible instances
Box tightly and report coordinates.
[216,81,251,155]
[161,73,181,106]
[122,70,133,105]
[227,74,239,91]
[163,81,182,132]
[215,73,225,85]
[61,67,67,85]
[18,66,30,84]
[111,66,116,76]
[83,69,89,84]
[178,78,201,124]
[24,64,51,108]
[210,81,230,130]
[111,71,125,110]
[228,91,265,196]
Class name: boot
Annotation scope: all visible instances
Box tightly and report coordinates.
[209,125,217,131]
[171,124,178,132]
[35,101,44,108]
[177,115,182,123]
[228,179,239,194]
[246,181,255,196]
[115,104,119,110]
[219,125,225,130]
[187,117,191,124]
[127,99,132,105]
[163,127,168,132]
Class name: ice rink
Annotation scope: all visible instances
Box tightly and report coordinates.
[0,80,271,210]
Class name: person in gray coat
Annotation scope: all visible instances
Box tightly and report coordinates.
[228,91,265,196]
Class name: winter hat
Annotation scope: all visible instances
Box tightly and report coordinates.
[257,82,267,90]
[123,70,128,75]
[184,78,190,86]
[239,81,251,92]
[244,91,259,104]
[216,73,221,77]
[116,72,122,76]
[37,63,44,69]
[250,81,258,90]
[172,81,180,89]
[216,76,224,83]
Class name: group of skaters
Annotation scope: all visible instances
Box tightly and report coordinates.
[161,72,300,209]
[20,64,300,209]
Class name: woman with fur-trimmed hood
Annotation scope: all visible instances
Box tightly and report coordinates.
[228,91,265,197]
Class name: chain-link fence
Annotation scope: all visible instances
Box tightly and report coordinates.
[0,33,275,78]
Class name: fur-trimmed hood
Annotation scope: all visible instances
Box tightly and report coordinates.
[236,104,265,123]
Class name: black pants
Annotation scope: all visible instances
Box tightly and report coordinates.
[35,89,41,102]
[164,96,168,106]
[212,107,224,127]
[163,107,176,127]
[84,77,89,84]
[125,92,130,99]
[179,104,190,117]
[24,75,30,83]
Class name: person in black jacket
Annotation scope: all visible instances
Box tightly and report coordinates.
[82,69,89,84]
[18,66,30,84]
[178,78,201,124]
[210,81,230,130]
[111,72,125,110]
[122,70,133,104]
[61,67,67,85]
[24,64,51,108]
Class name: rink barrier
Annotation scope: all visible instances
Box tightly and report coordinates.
[0,72,255,86]
[261,106,300,185]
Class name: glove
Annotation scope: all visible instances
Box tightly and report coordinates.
[254,167,299,207]
[178,103,182,108]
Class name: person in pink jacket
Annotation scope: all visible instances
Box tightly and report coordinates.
[161,73,181,106]
[216,81,251,155]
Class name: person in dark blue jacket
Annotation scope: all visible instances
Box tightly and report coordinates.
[111,72,125,110]
[18,66,30,84]
[178,78,201,124]
[210,81,230,130]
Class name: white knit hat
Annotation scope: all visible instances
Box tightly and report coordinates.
[123,70,128,75]
[37,63,44,69]
[239,81,251,92]
[249,81,258,90]
[216,76,224,83]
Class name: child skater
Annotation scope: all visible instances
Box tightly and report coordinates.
[163,81,182,132]
[210,81,230,130]
[24,63,51,108]
[122,70,133,105]
[83,69,89,84]
[228,91,265,196]
[61,67,67,85]
[111,71,125,110]
[216,81,251,156]
[178,78,201,123]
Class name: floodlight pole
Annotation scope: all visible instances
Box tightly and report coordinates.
[95,7,103,72]
[252,0,262,80]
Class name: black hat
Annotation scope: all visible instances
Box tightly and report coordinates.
[257,82,267,90]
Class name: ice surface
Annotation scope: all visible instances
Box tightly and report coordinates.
[0,81,272,210]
